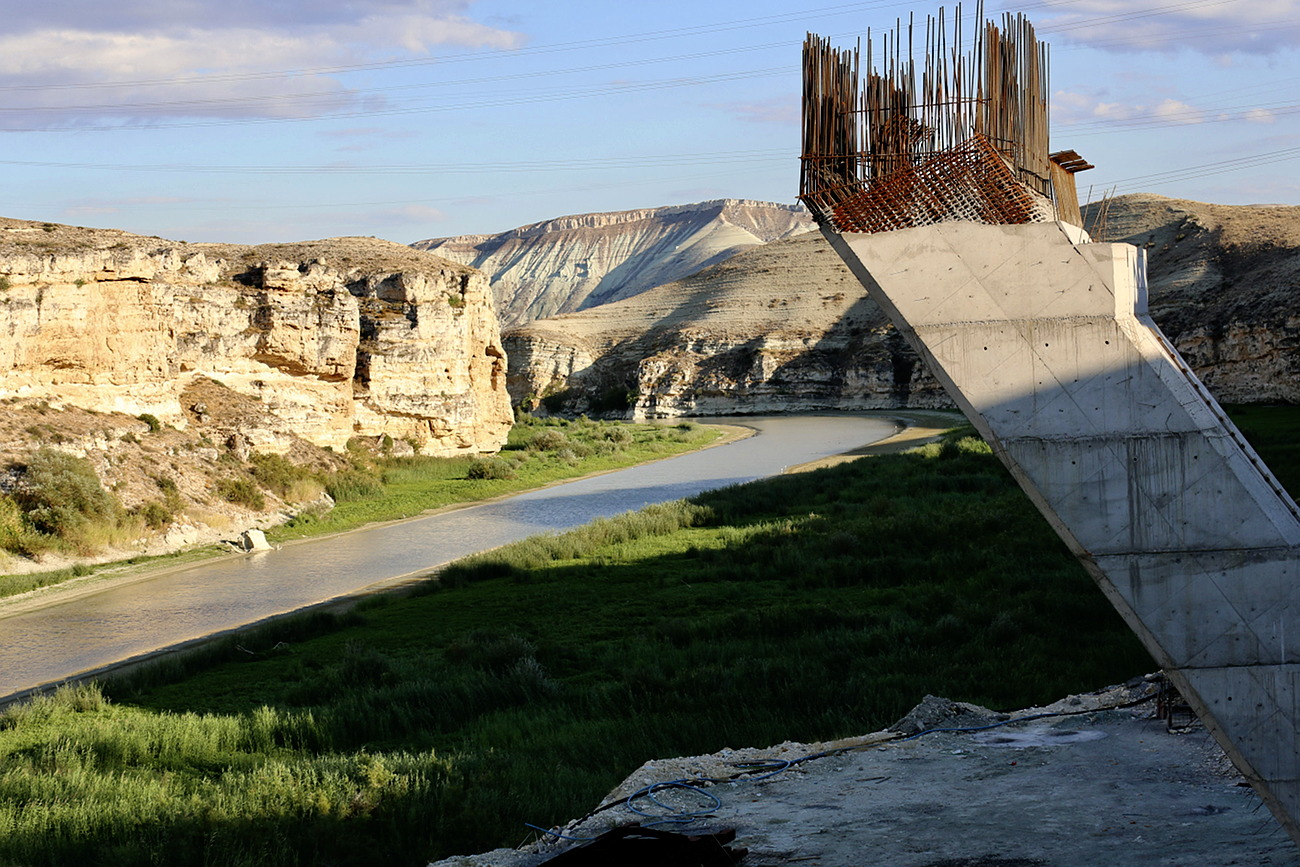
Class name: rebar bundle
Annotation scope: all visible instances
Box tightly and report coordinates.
[800,5,1064,234]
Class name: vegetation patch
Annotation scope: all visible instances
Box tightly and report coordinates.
[0,408,1292,865]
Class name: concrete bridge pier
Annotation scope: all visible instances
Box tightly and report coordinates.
[825,219,1300,844]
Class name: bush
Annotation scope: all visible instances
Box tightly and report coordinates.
[134,500,173,529]
[250,452,318,499]
[11,448,121,538]
[0,495,30,552]
[325,469,384,503]
[601,426,633,445]
[136,413,161,433]
[215,477,266,510]
[526,429,568,451]
[466,458,516,480]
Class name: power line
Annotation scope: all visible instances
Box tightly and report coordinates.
[0,149,789,175]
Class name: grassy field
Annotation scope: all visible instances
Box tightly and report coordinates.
[0,406,1294,866]
[0,416,721,599]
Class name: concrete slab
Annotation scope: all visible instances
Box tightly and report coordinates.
[430,688,1298,867]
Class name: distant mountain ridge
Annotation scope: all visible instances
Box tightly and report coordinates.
[413,199,813,326]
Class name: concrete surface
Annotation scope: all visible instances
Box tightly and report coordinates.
[824,220,1300,847]
[431,685,1298,867]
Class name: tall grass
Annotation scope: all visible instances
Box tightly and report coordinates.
[0,407,1293,865]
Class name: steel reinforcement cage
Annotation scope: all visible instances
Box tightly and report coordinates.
[800,7,1081,234]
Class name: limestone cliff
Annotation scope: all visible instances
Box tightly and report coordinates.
[504,232,947,418]
[506,195,1300,417]
[414,199,813,326]
[0,219,512,455]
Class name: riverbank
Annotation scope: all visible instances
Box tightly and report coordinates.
[0,412,945,623]
[0,413,911,702]
[0,417,739,615]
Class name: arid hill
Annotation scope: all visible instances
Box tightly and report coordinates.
[505,194,1300,417]
[414,199,812,326]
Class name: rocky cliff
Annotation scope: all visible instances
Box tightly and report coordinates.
[413,199,813,326]
[506,194,1300,417]
[1090,194,1300,404]
[504,232,947,417]
[0,219,512,456]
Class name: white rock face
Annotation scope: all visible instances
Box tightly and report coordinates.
[0,220,513,455]
[414,199,813,326]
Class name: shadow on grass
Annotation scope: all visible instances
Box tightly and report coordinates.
[0,442,1153,865]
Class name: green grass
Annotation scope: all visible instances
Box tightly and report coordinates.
[267,416,720,541]
[0,406,1293,866]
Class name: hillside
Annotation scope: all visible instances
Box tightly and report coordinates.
[505,231,945,416]
[413,199,812,326]
[506,194,1300,417]
[1088,194,1300,403]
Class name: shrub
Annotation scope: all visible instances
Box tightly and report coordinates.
[527,429,569,451]
[11,448,121,538]
[250,452,317,499]
[134,500,173,529]
[155,475,186,514]
[466,458,516,480]
[0,495,28,551]
[136,413,161,433]
[215,477,266,510]
[325,468,384,502]
[601,426,633,445]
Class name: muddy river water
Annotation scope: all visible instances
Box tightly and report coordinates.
[0,414,898,699]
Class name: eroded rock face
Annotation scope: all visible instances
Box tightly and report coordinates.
[505,195,1300,418]
[415,199,814,326]
[0,219,512,455]
[503,232,948,418]
[1088,194,1300,404]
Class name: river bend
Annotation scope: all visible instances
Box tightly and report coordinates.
[0,414,897,698]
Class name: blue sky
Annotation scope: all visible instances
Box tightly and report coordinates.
[3,0,1299,244]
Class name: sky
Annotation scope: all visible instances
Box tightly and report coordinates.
[3,0,1300,245]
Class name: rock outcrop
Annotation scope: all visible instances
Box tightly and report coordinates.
[504,232,947,417]
[414,199,813,326]
[1089,193,1300,404]
[0,219,512,455]
[506,194,1300,417]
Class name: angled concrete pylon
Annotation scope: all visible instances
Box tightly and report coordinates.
[825,219,1300,844]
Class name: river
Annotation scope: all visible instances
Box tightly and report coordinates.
[0,414,899,699]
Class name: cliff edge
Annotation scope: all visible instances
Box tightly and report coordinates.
[0,219,512,456]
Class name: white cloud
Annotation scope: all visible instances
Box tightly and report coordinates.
[1052,90,1207,126]
[715,95,799,125]
[1020,0,1300,55]
[1152,98,1206,124]
[0,1,524,127]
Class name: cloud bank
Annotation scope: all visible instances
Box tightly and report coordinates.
[1028,0,1300,56]
[0,0,524,128]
